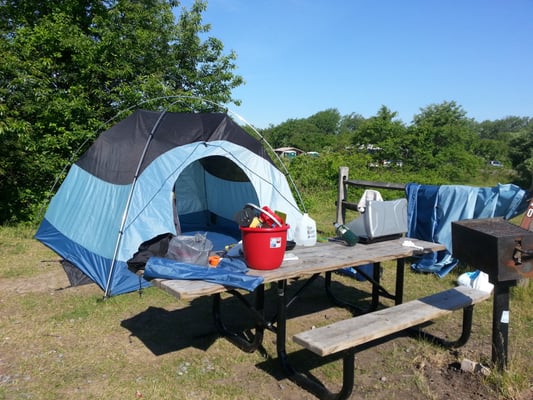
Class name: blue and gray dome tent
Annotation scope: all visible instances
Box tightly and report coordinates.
[35,110,304,296]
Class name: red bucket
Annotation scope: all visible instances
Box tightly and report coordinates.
[240,224,289,270]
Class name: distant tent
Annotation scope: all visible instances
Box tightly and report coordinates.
[35,110,303,296]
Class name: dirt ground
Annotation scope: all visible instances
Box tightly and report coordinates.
[1,265,532,400]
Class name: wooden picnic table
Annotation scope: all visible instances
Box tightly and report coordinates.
[154,237,444,299]
[153,237,446,398]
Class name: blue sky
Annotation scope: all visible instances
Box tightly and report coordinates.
[179,1,533,129]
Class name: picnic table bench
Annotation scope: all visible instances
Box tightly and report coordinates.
[292,285,491,399]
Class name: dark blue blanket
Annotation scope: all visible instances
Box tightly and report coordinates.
[406,183,528,277]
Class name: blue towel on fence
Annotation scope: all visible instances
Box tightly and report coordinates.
[406,183,528,277]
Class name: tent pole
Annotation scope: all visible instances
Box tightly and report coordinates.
[104,110,168,297]
[229,112,307,213]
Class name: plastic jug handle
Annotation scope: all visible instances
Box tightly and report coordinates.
[245,203,283,227]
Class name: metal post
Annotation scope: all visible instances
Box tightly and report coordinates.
[395,258,405,305]
[491,281,514,370]
[371,262,381,310]
[276,279,295,375]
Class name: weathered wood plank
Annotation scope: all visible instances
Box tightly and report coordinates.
[153,278,228,299]
[293,286,491,357]
[345,179,406,191]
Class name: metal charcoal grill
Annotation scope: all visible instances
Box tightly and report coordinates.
[452,217,533,369]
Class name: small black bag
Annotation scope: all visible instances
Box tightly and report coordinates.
[126,232,174,274]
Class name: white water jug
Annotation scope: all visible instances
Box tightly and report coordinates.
[294,213,317,246]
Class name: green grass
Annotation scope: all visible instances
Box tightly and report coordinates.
[0,207,531,399]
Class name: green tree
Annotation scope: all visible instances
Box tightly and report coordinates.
[474,138,509,164]
[263,118,320,149]
[0,0,243,223]
[307,108,341,135]
[473,116,532,165]
[262,110,340,151]
[508,125,533,189]
[407,101,482,180]
[338,112,365,135]
[352,106,407,165]
[477,116,531,139]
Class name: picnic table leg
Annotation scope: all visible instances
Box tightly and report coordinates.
[370,262,381,310]
[395,258,405,305]
[408,304,476,348]
[325,261,399,315]
[277,279,356,400]
[212,285,265,353]
[324,271,369,313]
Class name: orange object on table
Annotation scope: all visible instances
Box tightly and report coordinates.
[208,255,221,267]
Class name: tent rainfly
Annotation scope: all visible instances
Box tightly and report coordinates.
[35,110,304,296]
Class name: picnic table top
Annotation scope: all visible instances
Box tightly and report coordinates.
[153,237,445,300]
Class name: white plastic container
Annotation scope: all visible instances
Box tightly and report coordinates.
[294,213,317,246]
